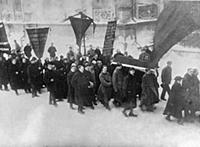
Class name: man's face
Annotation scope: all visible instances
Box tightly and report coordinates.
[118,66,122,70]
[12,59,16,64]
[188,69,194,75]
[22,58,26,63]
[79,66,84,73]
[129,70,135,75]
[71,66,76,72]
[102,66,107,73]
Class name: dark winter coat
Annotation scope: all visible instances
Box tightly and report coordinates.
[183,74,200,111]
[71,71,91,107]
[0,58,9,85]
[44,69,57,94]
[98,72,112,104]
[112,68,124,92]
[161,66,172,84]
[141,73,159,107]
[94,65,102,93]
[27,63,42,89]
[163,82,184,119]
[122,73,137,108]
[67,71,76,104]
[9,63,23,90]
[191,75,200,111]
[182,73,195,103]
[20,60,30,88]
[112,68,124,103]
[55,62,67,99]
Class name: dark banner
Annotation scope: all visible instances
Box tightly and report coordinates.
[26,27,49,58]
[103,21,117,57]
[69,15,94,48]
[0,22,11,53]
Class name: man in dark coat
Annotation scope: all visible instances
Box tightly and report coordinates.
[84,62,95,109]
[8,58,23,95]
[122,68,138,117]
[140,69,159,112]
[53,60,67,101]
[67,63,77,109]
[67,46,75,61]
[27,57,41,98]
[161,61,172,101]
[0,56,9,91]
[87,45,95,61]
[112,63,124,107]
[191,69,200,112]
[44,63,58,106]
[182,68,196,122]
[94,60,103,95]
[139,47,151,62]
[48,42,57,60]
[20,57,31,93]
[71,65,93,114]
[98,65,112,110]
[163,76,184,125]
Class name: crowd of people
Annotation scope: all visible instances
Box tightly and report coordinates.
[0,42,200,125]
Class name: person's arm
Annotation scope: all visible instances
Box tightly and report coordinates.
[99,73,111,87]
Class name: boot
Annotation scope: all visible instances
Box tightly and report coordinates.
[78,107,85,114]
[165,115,171,121]
[93,100,98,105]
[4,85,9,91]
[70,103,76,110]
[105,104,111,111]
[129,111,138,117]
[54,103,58,107]
[15,90,19,95]
[177,119,184,125]
[122,109,128,117]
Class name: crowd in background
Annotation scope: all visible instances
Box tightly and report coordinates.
[0,42,200,125]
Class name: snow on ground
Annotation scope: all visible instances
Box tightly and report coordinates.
[0,88,200,147]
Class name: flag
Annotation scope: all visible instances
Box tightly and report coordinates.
[26,27,49,59]
[69,17,92,48]
[103,21,117,57]
[0,22,11,53]
[69,12,96,49]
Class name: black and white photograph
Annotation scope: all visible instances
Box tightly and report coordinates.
[0,0,200,146]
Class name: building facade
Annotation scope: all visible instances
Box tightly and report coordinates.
[0,0,163,58]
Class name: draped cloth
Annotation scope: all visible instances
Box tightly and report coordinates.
[150,1,200,67]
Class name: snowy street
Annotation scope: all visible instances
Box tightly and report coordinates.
[1,89,200,147]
